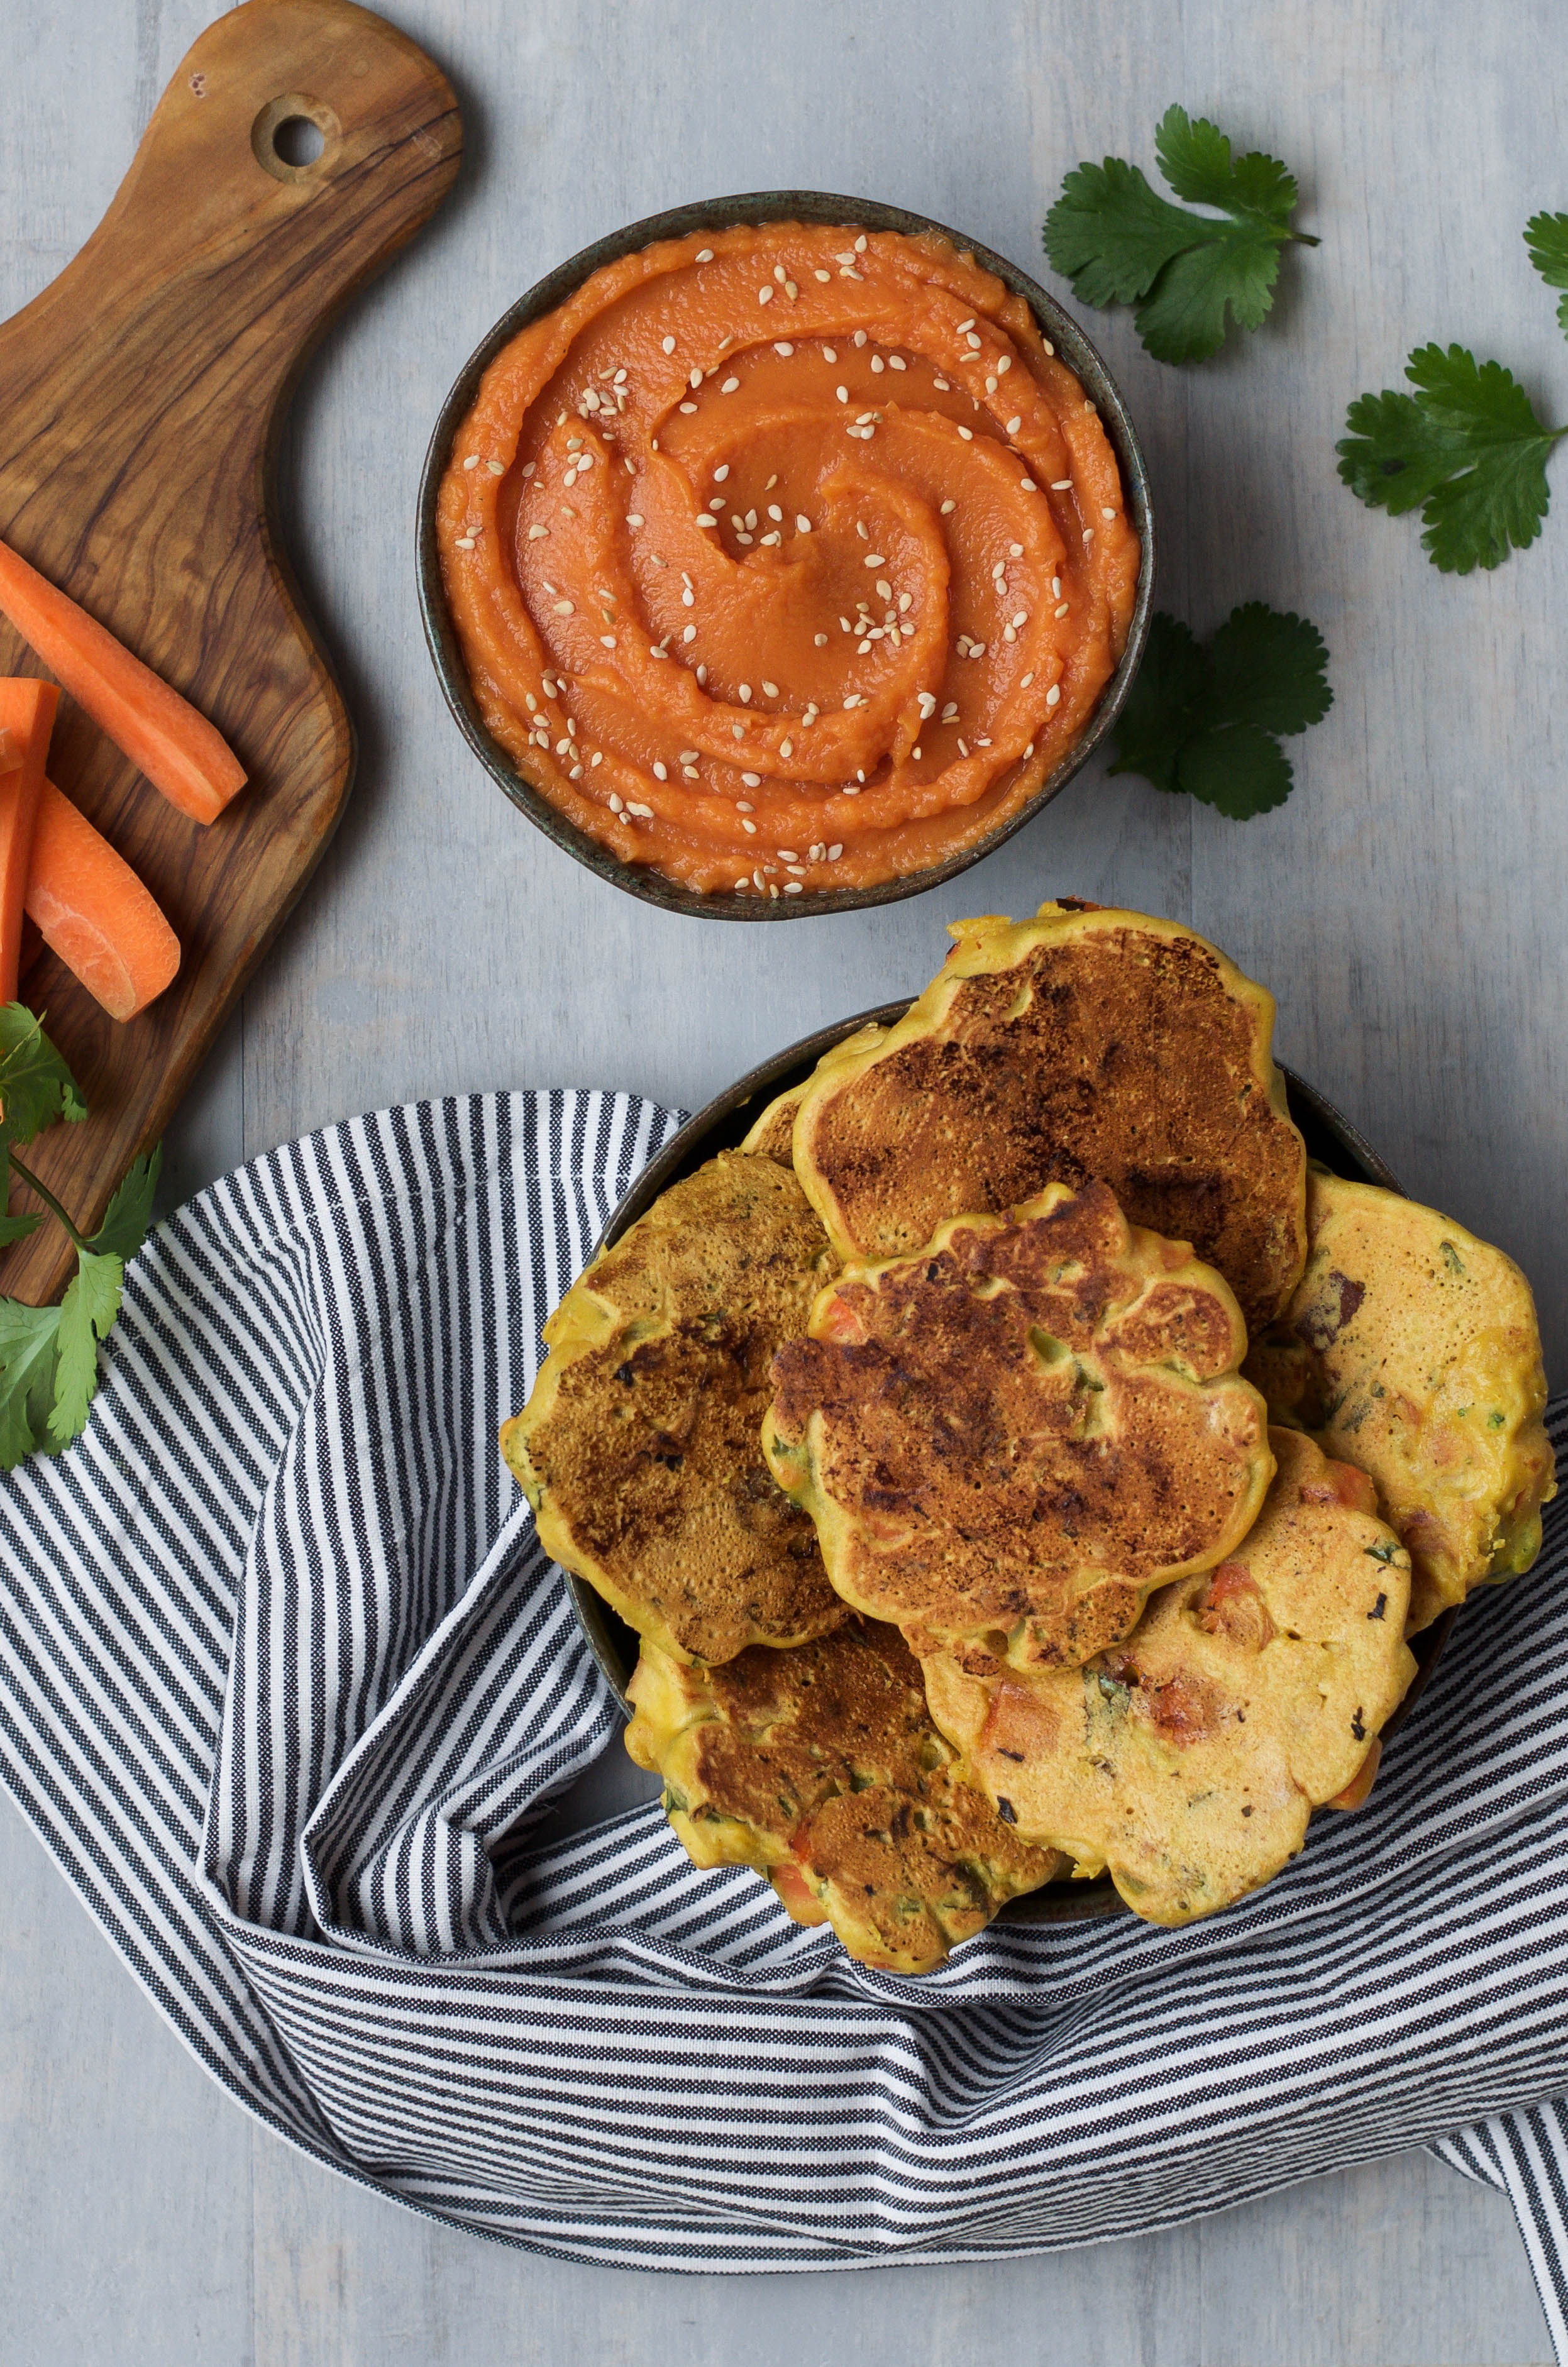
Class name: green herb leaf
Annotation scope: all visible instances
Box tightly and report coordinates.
[1108,602,1331,819]
[1526,211,1568,337]
[88,1144,162,1262]
[1044,104,1315,365]
[0,1298,62,1469]
[0,1004,88,1145]
[0,1209,43,1249]
[50,1249,124,1448]
[1338,343,1565,573]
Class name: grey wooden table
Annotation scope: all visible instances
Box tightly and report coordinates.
[3,1,1565,2359]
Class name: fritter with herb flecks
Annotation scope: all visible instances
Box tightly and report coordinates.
[1245,1171,1556,1633]
[792,902,1308,1330]
[766,1178,1273,1672]
[501,1152,844,1664]
[922,1428,1417,1926]
[626,1618,1063,1972]
[739,1022,890,1167]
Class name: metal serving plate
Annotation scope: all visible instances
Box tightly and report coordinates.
[565,1007,1453,1923]
[417,190,1155,923]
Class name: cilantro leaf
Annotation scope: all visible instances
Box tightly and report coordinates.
[1177,724,1295,819]
[1339,343,1565,573]
[0,1299,62,1468]
[1526,211,1568,337]
[88,1144,161,1262]
[0,1209,42,1249]
[0,1004,88,1144]
[1108,602,1332,819]
[1044,104,1315,364]
[50,1249,123,1448]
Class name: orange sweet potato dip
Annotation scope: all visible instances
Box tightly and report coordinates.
[437,223,1140,898]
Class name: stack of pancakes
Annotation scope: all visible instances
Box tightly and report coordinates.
[502,902,1557,1967]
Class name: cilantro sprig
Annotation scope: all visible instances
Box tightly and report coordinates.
[0,1006,158,1467]
[1108,604,1332,819]
[1044,106,1318,365]
[1338,216,1568,573]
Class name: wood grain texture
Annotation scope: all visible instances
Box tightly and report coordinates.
[4,0,1567,2359]
[0,0,460,1300]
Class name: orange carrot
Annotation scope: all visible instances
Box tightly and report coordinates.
[25,777,180,1022]
[0,681,58,1001]
[0,725,18,774]
[0,536,245,825]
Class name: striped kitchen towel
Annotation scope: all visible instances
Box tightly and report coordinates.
[1,1091,1565,2337]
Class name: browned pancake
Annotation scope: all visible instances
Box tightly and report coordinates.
[1246,1170,1557,1631]
[923,1428,1417,1926]
[625,1618,1062,1973]
[766,1179,1273,1672]
[792,903,1308,1330]
[500,1152,844,1664]
[739,1022,891,1168]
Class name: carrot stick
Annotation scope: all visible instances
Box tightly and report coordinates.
[0,536,245,825]
[0,681,58,1002]
[25,777,180,1022]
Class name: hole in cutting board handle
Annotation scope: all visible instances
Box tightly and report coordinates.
[251,93,340,184]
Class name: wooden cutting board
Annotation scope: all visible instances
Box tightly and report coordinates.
[0,0,461,1302]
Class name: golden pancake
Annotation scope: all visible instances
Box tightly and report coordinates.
[922,1428,1417,1926]
[500,1152,844,1663]
[1245,1171,1557,1633]
[739,1022,889,1167]
[792,902,1308,1330]
[625,1618,1063,1973]
[766,1179,1273,1672]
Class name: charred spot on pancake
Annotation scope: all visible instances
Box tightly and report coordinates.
[766,1177,1273,1670]
[500,1152,846,1664]
[919,1428,1418,1926]
[624,1619,1061,1973]
[1244,1170,1557,1631]
[792,904,1308,1330]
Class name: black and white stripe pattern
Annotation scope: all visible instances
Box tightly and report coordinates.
[0,1093,1565,2332]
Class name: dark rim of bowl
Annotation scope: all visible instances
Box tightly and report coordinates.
[556,1007,1455,1927]
[416,190,1156,924]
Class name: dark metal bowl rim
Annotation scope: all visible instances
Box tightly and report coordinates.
[416,189,1156,923]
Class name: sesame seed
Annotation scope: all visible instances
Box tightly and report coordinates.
[609,793,624,812]
[1003,627,1015,643]
[736,799,754,812]
[957,426,973,441]
[932,375,950,390]
[736,878,750,891]
[958,739,969,756]
[626,513,644,527]
[1082,526,1094,540]
[1021,671,1035,687]
[762,680,780,697]
[527,524,549,540]
[753,868,765,888]
[777,848,799,861]
[855,411,877,425]
[912,746,922,759]
[969,641,986,658]
[1009,543,1024,557]
[942,702,958,719]
[758,285,773,304]
[739,683,752,702]
[626,801,654,817]
[525,695,538,712]
[823,345,837,362]
[815,268,831,282]
[600,633,617,648]
[741,771,761,787]
[773,264,787,284]
[1006,416,1022,435]
[688,370,702,390]
[854,234,867,252]
[662,335,676,355]
[783,881,803,895]
[1043,341,1055,358]
[766,474,778,490]
[814,632,828,646]
[780,739,793,758]
[523,463,536,478]
[864,553,886,567]
[940,499,956,515]
[678,402,697,414]
[843,695,862,709]
[890,355,907,371]
[1024,742,1035,758]
[1056,602,1069,619]
[741,818,756,834]
[721,377,740,393]
[682,590,694,607]
[1012,612,1028,629]
[785,864,806,876]
[871,355,885,374]
[697,665,708,684]
[956,317,974,333]
[1021,478,1037,491]
[875,579,892,599]
[1102,506,1117,520]
[566,436,582,449]
[775,341,795,356]
[592,752,604,768]
[1051,479,1072,491]
[462,454,479,471]
[966,331,983,350]
[1052,577,1062,597]
[842,783,860,795]
[454,536,475,550]
[487,459,505,476]
[795,514,812,534]
[765,505,782,524]
[652,762,668,781]
[836,385,849,404]
[697,513,717,527]
[552,598,573,614]
[695,247,714,262]
[1046,684,1061,706]
[986,377,998,395]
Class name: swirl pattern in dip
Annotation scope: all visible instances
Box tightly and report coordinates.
[437,223,1141,898]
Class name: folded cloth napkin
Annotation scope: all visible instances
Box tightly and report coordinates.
[1,1093,1565,2331]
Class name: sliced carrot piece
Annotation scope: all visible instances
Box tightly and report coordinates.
[25,777,181,1022]
[0,681,58,1002]
[0,536,245,825]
